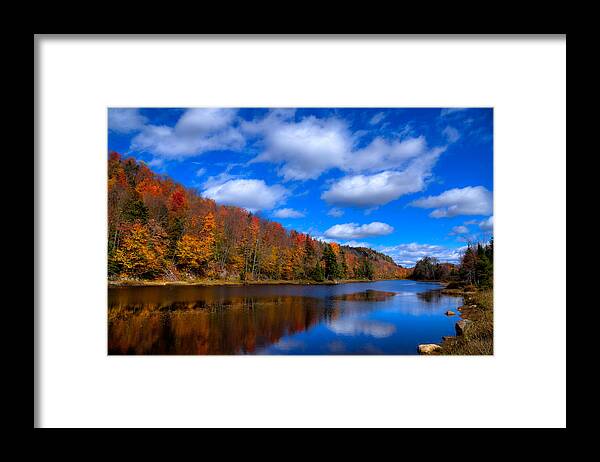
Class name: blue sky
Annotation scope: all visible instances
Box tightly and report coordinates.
[108,107,493,267]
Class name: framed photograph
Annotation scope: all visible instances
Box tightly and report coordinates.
[35,35,566,428]
[106,107,493,356]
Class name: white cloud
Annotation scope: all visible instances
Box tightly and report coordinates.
[175,108,236,135]
[345,136,430,173]
[340,240,372,248]
[327,208,345,217]
[108,109,148,133]
[202,179,288,212]
[146,158,164,168]
[201,171,237,190]
[324,222,394,240]
[314,236,336,244]
[369,112,386,125]
[452,225,469,234]
[478,215,494,231]
[272,208,305,219]
[321,148,443,208]
[442,125,461,143]
[248,115,352,181]
[454,216,493,241]
[245,111,445,183]
[130,108,244,159]
[378,243,466,267]
[240,108,296,135]
[195,168,207,177]
[410,186,493,218]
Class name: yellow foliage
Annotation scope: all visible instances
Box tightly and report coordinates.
[175,213,216,274]
[263,247,279,278]
[281,248,294,280]
[114,223,165,277]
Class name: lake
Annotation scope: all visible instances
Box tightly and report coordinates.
[108,280,463,355]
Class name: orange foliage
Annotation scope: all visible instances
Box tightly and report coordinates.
[330,242,340,256]
[136,178,162,197]
[107,154,410,282]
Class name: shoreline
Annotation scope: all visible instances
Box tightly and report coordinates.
[108,278,410,288]
[437,288,493,355]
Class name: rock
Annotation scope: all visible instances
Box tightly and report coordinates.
[455,319,473,336]
[418,344,442,355]
[445,310,456,316]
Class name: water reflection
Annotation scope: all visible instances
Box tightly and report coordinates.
[328,318,397,338]
[109,295,337,355]
[108,281,463,355]
[330,290,396,302]
[417,289,445,303]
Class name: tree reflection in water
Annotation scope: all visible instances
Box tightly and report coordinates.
[417,289,443,303]
[108,295,340,355]
[330,290,397,302]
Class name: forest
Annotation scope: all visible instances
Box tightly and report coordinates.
[411,239,494,288]
[108,153,411,283]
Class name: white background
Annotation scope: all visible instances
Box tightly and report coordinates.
[36,36,566,428]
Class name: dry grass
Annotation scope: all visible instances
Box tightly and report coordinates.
[438,288,494,355]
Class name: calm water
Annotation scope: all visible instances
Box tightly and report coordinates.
[108,280,463,355]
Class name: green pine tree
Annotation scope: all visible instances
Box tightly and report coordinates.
[311,262,324,282]
[322,244,340,280]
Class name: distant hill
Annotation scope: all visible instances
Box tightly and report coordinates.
[342,246,413,279]
[108,152,410,282]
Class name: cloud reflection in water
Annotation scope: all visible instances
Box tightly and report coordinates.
[328,318,396,338]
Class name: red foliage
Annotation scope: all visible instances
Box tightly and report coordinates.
[169,188,187,212]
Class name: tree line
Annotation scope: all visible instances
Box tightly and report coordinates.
[411,239,493,288]
[108,153,410,282]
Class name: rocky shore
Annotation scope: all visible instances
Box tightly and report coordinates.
[417,287,493,355]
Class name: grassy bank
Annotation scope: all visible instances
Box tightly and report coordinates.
[437,288,494,355]
[107,277,398,287]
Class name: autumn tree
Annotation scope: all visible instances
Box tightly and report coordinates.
[459,246,478,285]
[168,188,187,213]
[200,212,216,276]
[245,216,262,280]
[175,212,216,277]
[281,247,295,280]
[175,235,205,274]
[112,222,166,278]
[107,163,129,254]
